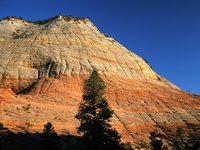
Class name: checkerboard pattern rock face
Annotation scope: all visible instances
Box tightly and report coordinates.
[0,16,199,143]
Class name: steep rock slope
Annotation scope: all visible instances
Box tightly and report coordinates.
[0,16,199,142]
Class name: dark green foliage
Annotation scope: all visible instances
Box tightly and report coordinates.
[184,124,200,150]
[151,124,200,150]
[103,33,112,38]
[135,140,151,149]
[173,127,187,150]
[75,70,122,149]
[172,127,200,150]
[33,16,85,25]
[150,131,166,150]
[1,15,85,26]
[176,127,184,138]
[120,142,133,150]
[41,122,60,150]
[188,133,200,150]
[24,122,32,134]
[43,122,55,134]
[1,16,24,21]
[0,123,4,129]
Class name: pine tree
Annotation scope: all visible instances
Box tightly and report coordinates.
[75,70,121,149]
[41,122,60,150]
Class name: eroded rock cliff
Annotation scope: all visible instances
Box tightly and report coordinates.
[0,16,199,142]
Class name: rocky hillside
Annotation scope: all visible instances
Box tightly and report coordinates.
[0,16,199,143]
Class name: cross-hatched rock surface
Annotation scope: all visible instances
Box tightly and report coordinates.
[0,16,199,143]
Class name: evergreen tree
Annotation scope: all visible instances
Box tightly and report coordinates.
[41,122,60,150]
[75,70,121,149]
[43,122,55,135]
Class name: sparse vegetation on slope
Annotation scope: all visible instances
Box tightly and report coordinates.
[0,15,199,148]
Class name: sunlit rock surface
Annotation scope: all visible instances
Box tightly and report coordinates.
[0,16,199,142]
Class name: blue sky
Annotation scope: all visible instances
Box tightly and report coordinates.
[0,0,199,94]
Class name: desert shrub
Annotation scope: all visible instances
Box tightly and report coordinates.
[136,139,151,149]
[24,122,32,134]
[150,131,168,150]
[0,123,4,129]
[120,142,133,150]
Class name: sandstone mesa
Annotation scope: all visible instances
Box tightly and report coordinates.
[0,16,199,142]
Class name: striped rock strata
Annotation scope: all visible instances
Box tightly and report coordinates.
[0,16,199,143]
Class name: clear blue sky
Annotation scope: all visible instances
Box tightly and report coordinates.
[1,0,199,94]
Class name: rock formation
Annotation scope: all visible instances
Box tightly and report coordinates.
[0,16,199,142]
